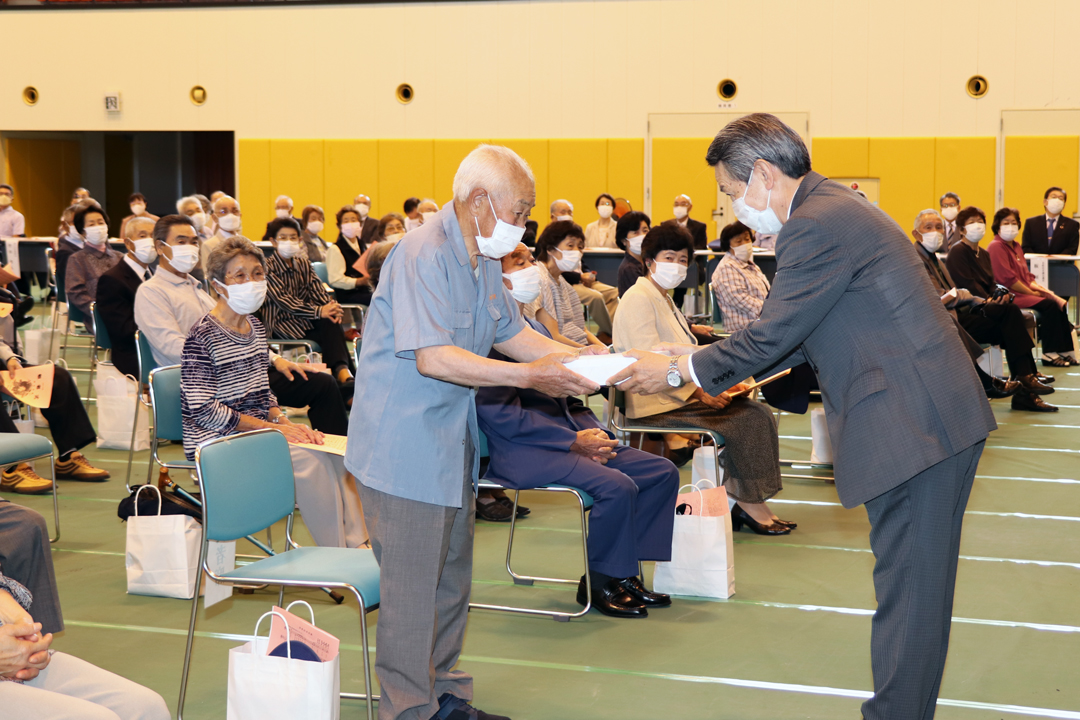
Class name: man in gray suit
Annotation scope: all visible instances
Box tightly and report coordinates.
[613,113,997,720]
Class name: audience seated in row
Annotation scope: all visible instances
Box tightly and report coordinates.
[583,193,618,249]
[180,235,365,548]
[612,222,794,535]
[548,199,618,340]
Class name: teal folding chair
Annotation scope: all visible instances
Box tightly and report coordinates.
[469,431,594,622]
[125,330,157,490]
[177,429,380,720]
[311,261,330,285]
[145,365,196,486]
[59,300,97,402]
[0,434,59,543]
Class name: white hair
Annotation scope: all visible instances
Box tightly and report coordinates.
[176,195,201,213]
[212,195,240,213]
[550,199,574,215]
[914,208,942,231]
[275,195,293,208]
[452,144,535,205]
[124,215,155,239]
[676,194,692,204]
[419,198,439,210]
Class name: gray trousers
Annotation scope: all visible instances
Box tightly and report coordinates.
[0,500,63,634]
[359,469,475,720]
[0,652,170,720]
[861,440,984,720]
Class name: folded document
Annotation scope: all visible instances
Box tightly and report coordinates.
[564,353,637,387]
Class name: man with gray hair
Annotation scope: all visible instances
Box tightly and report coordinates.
[612,113,997,720]
[202,195,242,274]
[346,144,602,720]
[264,195,298,240]
[95,216,156,378]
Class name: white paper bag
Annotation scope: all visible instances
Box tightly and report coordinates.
[653,481,736,599]
[94,365,149,450]
[125,485,202,599]
[23,329,60,365]
[227,610,340,720]
[810,407,833,463]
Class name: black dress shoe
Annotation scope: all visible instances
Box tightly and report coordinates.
[1017,374,1054,396]
[495,496,530,517]
[475,496,514,522]
[985,377,1021,399]
[432,693,511,720]
[577,576,648,618]
[667,446,694,468]
[1011,391,1059,413]
[1035,372,1056,384]
[619,575,671,607]
[731,505,792,535]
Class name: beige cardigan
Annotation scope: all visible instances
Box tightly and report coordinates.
[612,276,699,418]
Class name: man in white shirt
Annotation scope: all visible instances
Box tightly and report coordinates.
[0,185,25,238]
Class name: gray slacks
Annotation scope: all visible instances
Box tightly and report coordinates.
[359,467,475,720]
[861,439,984,720]
[0,500,63,634]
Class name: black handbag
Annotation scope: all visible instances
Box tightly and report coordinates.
[117,484,202,523]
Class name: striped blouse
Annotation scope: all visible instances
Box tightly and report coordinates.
[260,252,334,339]
[527,263,589,345]
[180,313,277,460]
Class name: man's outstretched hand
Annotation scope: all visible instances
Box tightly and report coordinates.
[524,353,600,398]
[608,349,680,395]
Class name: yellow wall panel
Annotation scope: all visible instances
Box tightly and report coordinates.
[268,140,325,236]
[548,140,608,228]
[500,140,550,226]
[324,140,379,221]
[378,140,434,222]
[4,137,80,237]
[868,137,936,232]
[651,138,717,226]
[237,139,271,239]
[812,137,869,178]
[934,137,996,224]
[1004,135,1079,220]
[434,140,486,208]
[606,139,644,213]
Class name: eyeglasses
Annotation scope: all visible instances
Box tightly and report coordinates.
[224,269,266,284]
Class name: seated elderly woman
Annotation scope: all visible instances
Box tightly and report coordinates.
[529,220,607,348]
[299,205,330,262]
[262,217,355,389]
[616,211,651,297]
[987,207,1077,367]
[325,205,378,340]
[0,504,170,719]
[181,236,366,548]
[476,243,680,617]
[613,223,795,535]
[65,204,121,322]
[711,221,770,332]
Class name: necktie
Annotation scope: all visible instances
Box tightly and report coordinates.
[1048,218,1056,240]
[144,270,152,281]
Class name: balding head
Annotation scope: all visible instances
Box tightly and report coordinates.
[550,199,573,221]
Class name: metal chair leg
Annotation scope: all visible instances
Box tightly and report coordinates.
[338,590,380,720]
[124,392,143,492]
[176,545,207,720]
[47,453,59,543]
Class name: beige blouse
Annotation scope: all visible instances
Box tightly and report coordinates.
[584,219,618,249]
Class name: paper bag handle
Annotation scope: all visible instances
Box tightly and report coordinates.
[284,600,316,626]
[253,610,292,660]
[132,484,162,517]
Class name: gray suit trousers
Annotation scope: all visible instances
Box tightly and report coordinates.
[0,500,63,634]
[359,466,475,720]
[861,439,984,720]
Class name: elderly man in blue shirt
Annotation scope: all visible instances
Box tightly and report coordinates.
[346,144,603,720]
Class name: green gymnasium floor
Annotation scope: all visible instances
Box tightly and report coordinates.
[11,316,1080,719]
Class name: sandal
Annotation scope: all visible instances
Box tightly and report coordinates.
[1041,355,1070,367]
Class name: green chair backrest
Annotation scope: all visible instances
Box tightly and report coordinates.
[90,302,111,350]
[148,365,184,442]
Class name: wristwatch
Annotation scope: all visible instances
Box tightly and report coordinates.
[666,356,684,388]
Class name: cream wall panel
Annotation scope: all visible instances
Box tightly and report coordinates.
[830,0,870,137]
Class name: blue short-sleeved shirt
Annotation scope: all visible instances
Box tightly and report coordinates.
[345,205,525,508]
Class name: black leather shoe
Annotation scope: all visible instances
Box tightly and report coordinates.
[1011,391,1059,413]
[432,693,511,720]
[577,576,648,618]
[495,496,530,518]
[1035,372,1056,384]
[667,446,694,468]
[1017,374,1054,396]
[619,575,671,607]
[475,497,514,522]
[731,505,792,535]
[985,377,1021,399]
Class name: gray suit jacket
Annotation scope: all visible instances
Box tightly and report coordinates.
[691,172,996,508]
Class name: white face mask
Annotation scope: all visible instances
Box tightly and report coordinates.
[189,212,207,231]
[215,279,267,315]
[555,214,573,223]
[0,195,11,207]
[475,194,526,259]
[132,237,157,264]
[628,234,644,256]
[732,168,784,235]
[276,239,301,259]
[275,208,291,219]
[502,265,542,303]
[341,222,361,239]
[941,206,959,222]
[355,203,370,218]
[166,243,200,274]
[306,220,324,235]
[217,213,241,232]
[598,205,613,219]
[554,248,582,273]
[84,225,109,246]
[732,243,753,262]
[919,231,943,253]
[1047,197,1065,215]
[421,211,437,223]
[964,222,986,243]
[672,205,689,220]
[384,232,405,243]
[130,203,146,216]
[651,261,687,290]
[999,224,1020,242]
